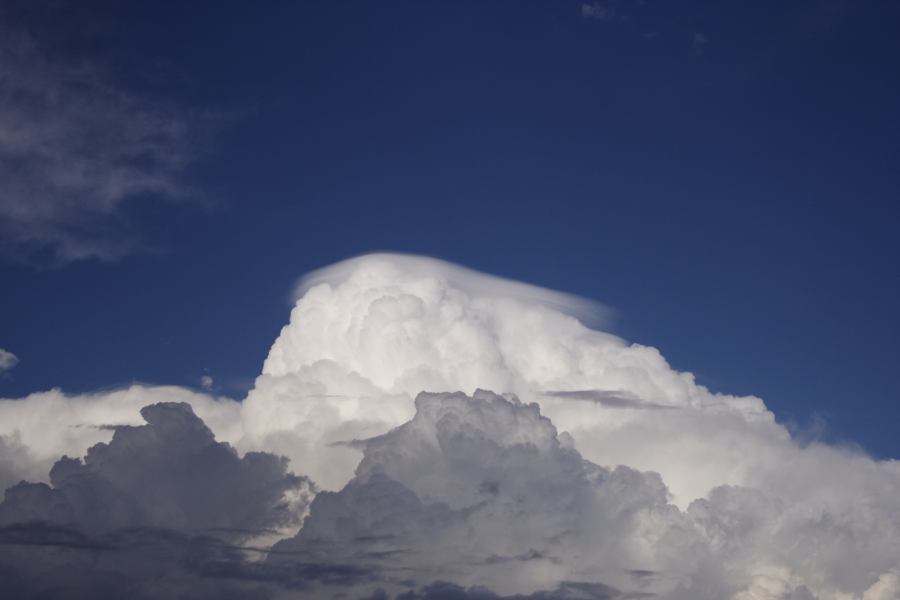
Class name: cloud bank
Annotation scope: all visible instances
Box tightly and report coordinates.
[270,390,900,599]
[1,253,899,598]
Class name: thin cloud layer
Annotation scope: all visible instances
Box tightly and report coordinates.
[0,24,206,264]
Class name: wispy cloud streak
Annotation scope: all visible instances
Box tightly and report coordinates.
[0,23,209,265]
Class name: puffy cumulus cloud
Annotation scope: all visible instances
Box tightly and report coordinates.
[242,253,776,505]
[1,253,899,598]
[0,384,243,491]
[270,390,681,598]
[686,483,900,599]
[0,392,897,598]
[201,374,215,390]
[270,391,900,599]
[0,402,312,541]
[0,404,369,600]
[238,254,899,597]
[0,348,17,373]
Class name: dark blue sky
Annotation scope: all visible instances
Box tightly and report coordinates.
[2,1,899,457]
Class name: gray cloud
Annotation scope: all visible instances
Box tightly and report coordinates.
[0,402,323,598]
[543,389,674,410]
[0,392,672,598]
[1,392,899,598]
[0,522,288,600]
[0,402,312,541]
[0,23,208,265]
[269,390,679,598]
[268,390,900,599]
[376,580,629,599]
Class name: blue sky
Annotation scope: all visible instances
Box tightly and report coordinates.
[1,0,899,459]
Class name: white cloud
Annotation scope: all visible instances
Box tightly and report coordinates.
[246,253,774,504]
[200,375,214,391]
[244,254,900,596]
[0,401,312,542]
[0,348,17,373]
[0,403,316,599]
[1,253,899,598]
[862,571,900,600]
[0,385,243,490]
[0,25,207,264]
[269,390,900,599]
[272,390,679,597]
[581,3,617,21]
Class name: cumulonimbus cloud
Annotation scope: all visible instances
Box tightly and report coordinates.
[1,253,899,599]
[246,253,775,503]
